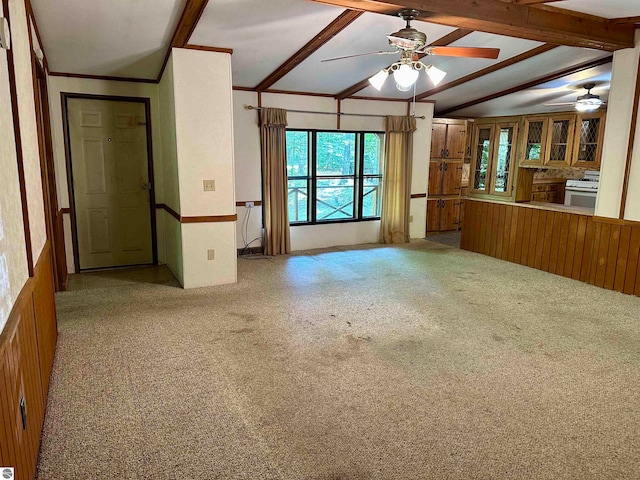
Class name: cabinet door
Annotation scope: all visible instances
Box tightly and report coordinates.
[532,192,547,202]
[431,123,447,159]
[426,199,440,233]
[490,123,517,196]
[471,125,494,193]
[441,161,462,195]
[572,112,604,169]
[521,117,547,166]
[428,161,443,196]
[545,115,574,166]
[440,198,461,231]
[446,123,467,159]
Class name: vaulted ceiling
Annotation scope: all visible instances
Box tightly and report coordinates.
[30,0,640,117]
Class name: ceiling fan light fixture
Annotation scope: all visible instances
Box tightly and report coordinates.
[426,65,446,86]
[393,63,419,90]
[575,99,602,112]
[369,69,389,91]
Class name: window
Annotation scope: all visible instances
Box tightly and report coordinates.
[286,130,384,224]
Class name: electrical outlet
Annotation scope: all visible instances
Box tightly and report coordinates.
[246,201,254,208]
[409,215,414,223]
[207,249,215,261]
[203,179,216,191]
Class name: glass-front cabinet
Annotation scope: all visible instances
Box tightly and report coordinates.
[545,115,575,166]
[572,111,605,168]
[521,116,547,166]
[490,123,517,196]
[471,121,517,197]
[472,125,494,193]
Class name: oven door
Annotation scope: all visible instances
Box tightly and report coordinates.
[564,187,597,209]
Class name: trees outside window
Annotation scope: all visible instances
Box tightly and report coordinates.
[285,130,384,224]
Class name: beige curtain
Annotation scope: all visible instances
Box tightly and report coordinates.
[260,107,290,255]
[380,116,417,244]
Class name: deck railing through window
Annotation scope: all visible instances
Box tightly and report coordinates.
[288,184,380,223]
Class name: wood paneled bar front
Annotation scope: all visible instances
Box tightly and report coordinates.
[461,199,640,297]
[0,242,58,479]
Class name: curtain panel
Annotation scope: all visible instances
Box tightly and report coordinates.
[380,115,417,244]
[260,108,291,255]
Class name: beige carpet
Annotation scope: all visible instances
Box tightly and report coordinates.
[37,240,640,479]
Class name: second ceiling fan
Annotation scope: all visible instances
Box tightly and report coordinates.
[322,9,501,91]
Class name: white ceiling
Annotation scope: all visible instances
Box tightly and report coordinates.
[553,0,638,19]
[30,0,640,116]
[31,0,186,79]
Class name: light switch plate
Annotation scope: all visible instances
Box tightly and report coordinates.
[207,249,215,261]
[203,179,215,191]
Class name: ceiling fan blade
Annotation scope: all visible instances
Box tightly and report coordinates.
[542,102,575,106]
[429,46,500,59]
[321,51,397,62]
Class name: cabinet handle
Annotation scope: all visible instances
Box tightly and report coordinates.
[446,149,449,157]
[441,149,444,157]
[444,163,449,171]
[439,163,443,171]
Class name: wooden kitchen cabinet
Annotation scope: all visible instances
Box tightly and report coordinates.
[531,182,565,204]
[545,114,575,167]
[572,110,605,168]
[427,158,463,233]
[471,121,517,197]
[427,198,461,232]
[431,119,468,160]
[429,160,463,196]
[518,111,605,169]
[520,116,548,166]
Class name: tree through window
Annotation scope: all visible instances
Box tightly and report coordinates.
[285,130,384,224]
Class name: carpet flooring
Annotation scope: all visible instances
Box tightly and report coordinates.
[37,240,640,479]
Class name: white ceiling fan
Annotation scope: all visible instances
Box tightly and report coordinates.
[543,83,607,112]
[321,9,500,92]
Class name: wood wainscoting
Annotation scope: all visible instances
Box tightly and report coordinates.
[461,199,640,297]
[0,242,58,479]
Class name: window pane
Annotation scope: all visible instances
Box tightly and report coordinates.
[363,177,381,218]
[493,127,514,193]
[288,179,308,223]
[286,131,309,177]
[316,178,355,220]
[364,133,383,175]
[316,132,356,176]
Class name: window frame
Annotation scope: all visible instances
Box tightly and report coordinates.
[286,128,384,226]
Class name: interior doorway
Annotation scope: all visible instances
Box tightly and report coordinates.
[63,95,156,271]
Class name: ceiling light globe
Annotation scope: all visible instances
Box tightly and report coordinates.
[575,99,602,112]
[369,69,388,91]
[426,65,447,86]
[393,64,419,89]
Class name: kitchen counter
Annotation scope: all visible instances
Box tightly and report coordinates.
[465,197,594,216]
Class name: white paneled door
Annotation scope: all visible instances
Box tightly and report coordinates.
[68,98,153,270]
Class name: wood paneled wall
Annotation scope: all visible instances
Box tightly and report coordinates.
[0,242,58,479]
[461,199,640,297]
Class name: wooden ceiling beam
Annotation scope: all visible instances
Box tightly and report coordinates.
[335,28,472,99]
[157,0,211,82]
[306,0,634,51]
[255,9,364,92]
[414,43,558,101]
[436,55,613,116]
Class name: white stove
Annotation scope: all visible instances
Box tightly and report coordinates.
[565,170,599,209]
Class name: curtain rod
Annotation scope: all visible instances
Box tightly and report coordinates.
[243,105,425,120]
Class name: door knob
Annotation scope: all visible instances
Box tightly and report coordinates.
[141,183,151,190]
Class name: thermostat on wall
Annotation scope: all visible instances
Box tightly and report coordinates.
[0,17,10,50]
